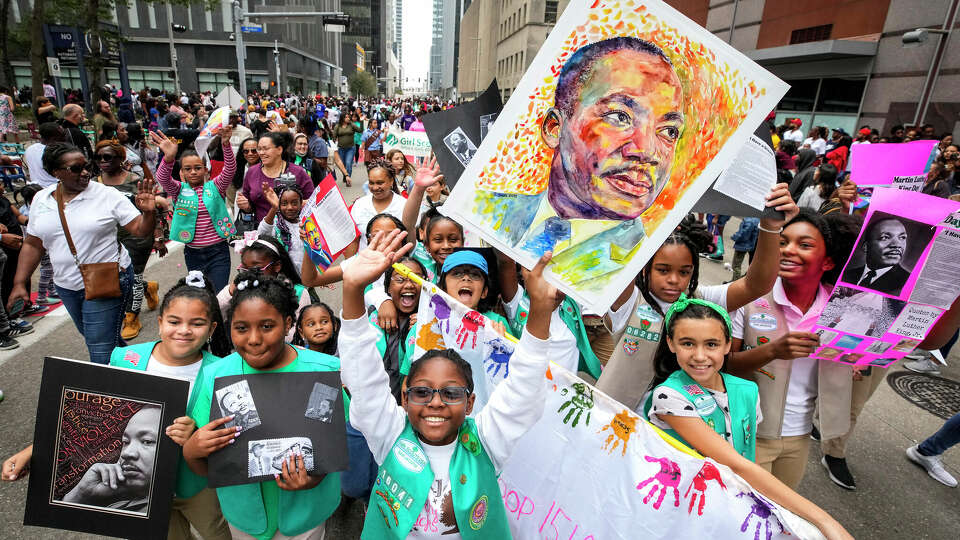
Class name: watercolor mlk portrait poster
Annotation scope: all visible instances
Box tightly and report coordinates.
[442,0,788,312]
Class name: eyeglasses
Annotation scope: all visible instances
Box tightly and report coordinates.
[95,153,118,162]
[449,268,484,281]
[237,261,277,272]
[390,274,422,285]
[406,386,471,405]
[59,163,92,174]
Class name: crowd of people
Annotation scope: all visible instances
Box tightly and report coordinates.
[0,81,957,540]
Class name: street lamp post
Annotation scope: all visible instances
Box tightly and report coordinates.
[165,2,181,94]
[274,40,281,94]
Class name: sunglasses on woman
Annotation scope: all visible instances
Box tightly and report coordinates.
[59,163,92,174]
[405,386,471,405]
[95,153,119,162]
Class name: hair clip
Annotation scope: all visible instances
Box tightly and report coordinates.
[185,270,205,288]
[237,280,249,291]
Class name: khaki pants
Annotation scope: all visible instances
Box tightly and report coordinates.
[167,488,232,540]
[756,435,812,490]
[820,366,889,458]
[230,523,326,540]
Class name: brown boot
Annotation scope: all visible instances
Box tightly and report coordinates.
[121,312,142,340]
[145,281,159,311]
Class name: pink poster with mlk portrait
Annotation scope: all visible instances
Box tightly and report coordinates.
[811,187,960,367]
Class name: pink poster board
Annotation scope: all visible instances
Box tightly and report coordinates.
[848,141,937,186]
[811,187,960,367]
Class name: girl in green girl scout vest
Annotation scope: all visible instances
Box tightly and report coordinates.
[150,126,237,292]
[2,273,234,540]
[184,275,344,540]
[597,182,800,412]
[643,295,852,540]
[339,229,555,539]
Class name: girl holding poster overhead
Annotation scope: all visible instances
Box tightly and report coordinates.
[339,229,554,539]
[596,182,800,411]
[183,275,343,540]
[726,210,858,490]
[150,126,236,292]
[643,296,852,540]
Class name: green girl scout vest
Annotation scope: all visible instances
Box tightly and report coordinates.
[411,242,438,283]
[596,296,667,410]
[507,292,601,379]
[363,419,511,539]
[109,341,223,499]
[170,180,236,243]
[643,370,758,461]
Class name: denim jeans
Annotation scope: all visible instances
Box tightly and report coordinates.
[918,412,960,457]
[341,423,377,501]
[184,241,232,292]
[337,146,356,177]
[56,265,134,365]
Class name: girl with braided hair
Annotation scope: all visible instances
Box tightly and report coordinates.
[258,183,306,274]
[184,274,344,540]
[595,182,799,412]
[347,157,406,254]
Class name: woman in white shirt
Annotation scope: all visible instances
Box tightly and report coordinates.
[347,158,406,255]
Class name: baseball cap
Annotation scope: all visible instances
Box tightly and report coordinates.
[441,250,489,276]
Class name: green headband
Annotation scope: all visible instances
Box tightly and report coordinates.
[664,293,733,336]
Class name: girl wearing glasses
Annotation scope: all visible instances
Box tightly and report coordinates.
[339,229,556,539]
[184,275,344,540]
[151,126,236,292]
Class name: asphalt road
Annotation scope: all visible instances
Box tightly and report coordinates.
[1,166,958,539]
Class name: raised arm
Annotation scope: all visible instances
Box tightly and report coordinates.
[148,129,183,197]
[402,155,443,245]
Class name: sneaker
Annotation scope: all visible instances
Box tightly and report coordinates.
[21,304,48,316]
[0,335,19,350]
[810,425,821,441]
[904,356,941,375]
[6,321,34,337]
[821,456,857,490]
[36,296,61,305]
[906,445,958,487]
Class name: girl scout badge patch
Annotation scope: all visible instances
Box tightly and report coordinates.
[623,338,640,355]
[626,305,662,342]
[123,350,140,367]
[748,313,778,331]
[469,495,488,530]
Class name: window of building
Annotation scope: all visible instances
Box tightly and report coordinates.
[197,72,235,93]
[127,1,140,29]
[775,76,867,137]
[147,4,157,29]
[789,24,832,45]
[545,1,558,23]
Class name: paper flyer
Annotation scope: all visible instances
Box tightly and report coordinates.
[811,188,960,367]
[301,173,360,272]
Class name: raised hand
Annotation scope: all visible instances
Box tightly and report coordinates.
[262,181,280,209]
[414,154,444,188]
[149,130,179,162]
[763,182,799,226]
[521,252,562,312]
[342,229,413,290]
[218,124,234,143]
[135,177,157,212]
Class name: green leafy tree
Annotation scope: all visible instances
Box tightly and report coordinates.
[348,70,377,98]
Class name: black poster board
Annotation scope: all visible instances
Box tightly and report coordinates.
[24,357,188,540]
[691,122,783,221]
[421,80,503,189]
[206,371,349,488]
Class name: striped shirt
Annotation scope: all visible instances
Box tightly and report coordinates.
[156,142,236,247]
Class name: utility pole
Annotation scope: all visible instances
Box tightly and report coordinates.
[165,3,181,94]
[274,40,281,94]
[232,0,247,102]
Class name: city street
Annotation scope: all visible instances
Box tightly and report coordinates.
[0,164,958,539]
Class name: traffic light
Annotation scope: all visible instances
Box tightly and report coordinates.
[227,70,239,85]
[167,70,176,79]
[270,80,276,87]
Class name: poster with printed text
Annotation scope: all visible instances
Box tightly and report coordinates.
[811,188,960,367]
[441,0,788,313]
[24,357,186,539]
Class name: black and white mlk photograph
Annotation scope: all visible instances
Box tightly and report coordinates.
[840,211,935,297]
[215,380,261,432]
[442,127,478,166]
[304,382,338,423]
[248,438,315,479]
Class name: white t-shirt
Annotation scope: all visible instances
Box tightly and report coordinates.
[145,354,204,399]
[349,192,407,249]
[783,129,804,143]
[23,143,59,188]
[502,286,579,374]
[26,182,138,290]
[408,440,459,538]
[731,278,830,437]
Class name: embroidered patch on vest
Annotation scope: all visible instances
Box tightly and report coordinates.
[469,495,488,530]
[748,313,778,331]
[682,384,704,396]
[179,230,191,241]
[622,338,640,355]
[392,439,427,473]
[694,395,717,416]
[753,298,771,309]
[123,350,140,366]
[757,336,769,346]
[625,326,660,342]
[635,304,663,328]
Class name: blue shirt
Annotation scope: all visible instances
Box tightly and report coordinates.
[362,128,383,151]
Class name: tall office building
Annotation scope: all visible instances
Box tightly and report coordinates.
[7,0,344,96]
[429,0,466,98]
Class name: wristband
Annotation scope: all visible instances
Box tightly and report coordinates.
[758,223,783,235]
